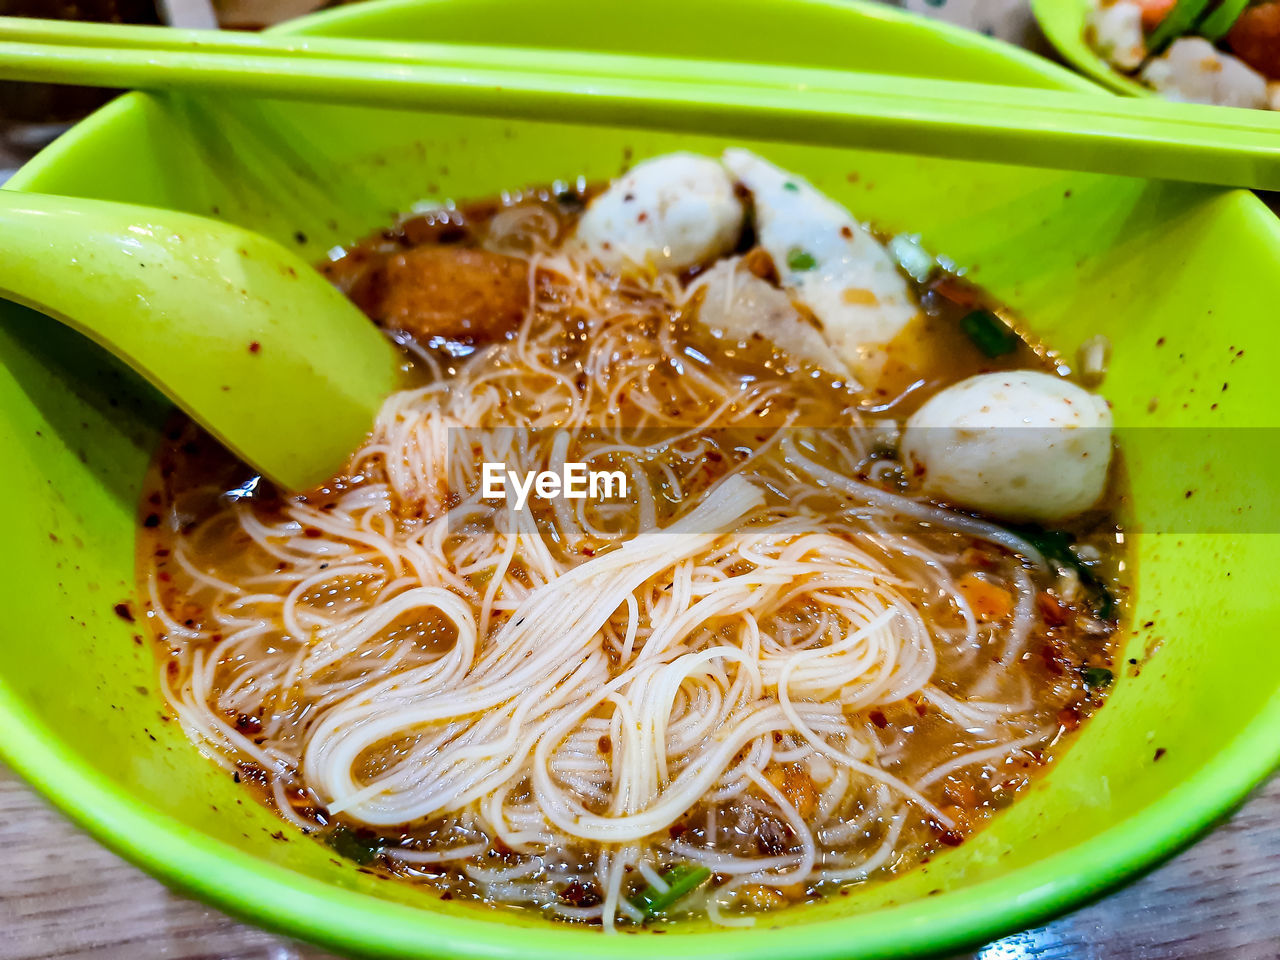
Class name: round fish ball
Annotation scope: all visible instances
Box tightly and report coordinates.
[575,153,743,272]
[902,371,1112,523]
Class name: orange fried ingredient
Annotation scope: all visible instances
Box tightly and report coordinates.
[957,572,1013,621]
[765,764,818,819]
[319,246,379,300]
[375,247,530,342]
[1135,0,1176,30]
[1229,2,1280,80]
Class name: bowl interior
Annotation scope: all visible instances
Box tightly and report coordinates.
[1030,0,1156,95]
[2,0,1280,958]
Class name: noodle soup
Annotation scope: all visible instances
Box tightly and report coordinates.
[138,151,1126,929]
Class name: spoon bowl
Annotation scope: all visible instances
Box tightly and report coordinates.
[0,190,402,490]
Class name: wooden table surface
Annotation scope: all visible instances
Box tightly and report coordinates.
[2,763,1279,959]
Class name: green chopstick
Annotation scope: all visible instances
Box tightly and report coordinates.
[0,17,1277,190]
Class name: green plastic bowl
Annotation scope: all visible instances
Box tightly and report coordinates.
[2,0,1279,957]
[1031,0,1158,95]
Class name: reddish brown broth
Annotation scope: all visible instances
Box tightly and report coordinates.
[137,182,1128,924]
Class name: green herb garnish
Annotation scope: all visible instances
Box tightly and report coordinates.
[960,309,1018,358]
[786,248,817,272]
[1083,666,1114,689]
[325,825,380,865]
[783,181,800,192]
[629,863,712,919]
[1197,0,1250,40]
[1012,524,1117,620]
[1147,0,1214,53]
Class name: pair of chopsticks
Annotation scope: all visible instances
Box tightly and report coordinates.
[0,16,1277,190]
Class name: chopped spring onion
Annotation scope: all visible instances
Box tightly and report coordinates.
[888,233,937,282]
[629,863,712,919]
[960,309,1018,358]
[1083,666,1115,689]
[1198,0,1250,41]
[1147,0,1214,54]
[786,248,817,272]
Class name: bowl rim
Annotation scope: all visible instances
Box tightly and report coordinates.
[3,1,1280,958]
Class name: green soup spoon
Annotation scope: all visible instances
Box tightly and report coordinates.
[0,189,403,490]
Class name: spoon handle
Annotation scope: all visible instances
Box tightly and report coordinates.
[0,16,1277,190]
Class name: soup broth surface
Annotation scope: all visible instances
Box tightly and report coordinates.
[138,168,1126,928]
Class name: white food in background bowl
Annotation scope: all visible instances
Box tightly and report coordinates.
[902,371,1113,522]
[1089,0,1146,70]
[574,152,744,272]
[1140,36,1269,108]
[721,148,918,381]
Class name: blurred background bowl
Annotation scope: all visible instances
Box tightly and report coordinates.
[1030,0,1161,94]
